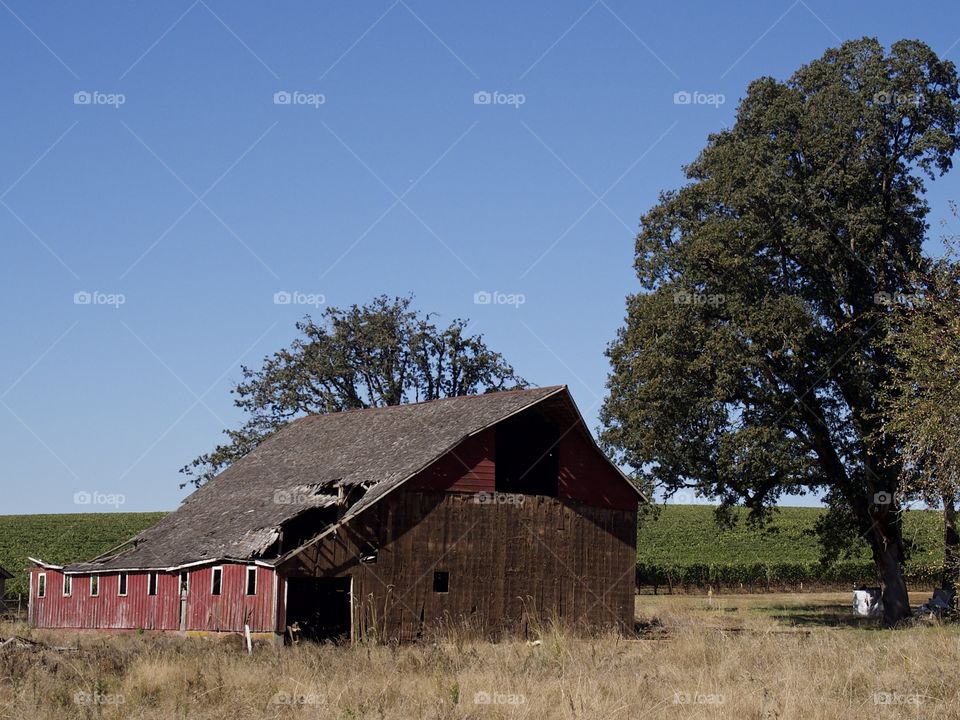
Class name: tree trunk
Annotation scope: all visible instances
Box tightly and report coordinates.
[943,494,959,610]
[868,515,911,626]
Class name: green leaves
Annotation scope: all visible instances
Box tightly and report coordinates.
[604,39,960,620]
[180,294,525,487]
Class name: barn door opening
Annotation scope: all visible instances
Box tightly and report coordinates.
[285,577,352,642]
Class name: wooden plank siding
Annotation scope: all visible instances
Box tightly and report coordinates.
[284,491,636,641]
[29,564,278,633]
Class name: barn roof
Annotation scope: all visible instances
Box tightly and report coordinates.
[53,385,630,574]
[0,566,12,579]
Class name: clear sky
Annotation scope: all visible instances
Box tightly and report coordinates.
[2,1,958,514]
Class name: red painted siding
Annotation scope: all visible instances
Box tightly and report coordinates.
[30,569,179,630]
[185,564,276,632]
[405,426,635,510]
[406,429,496,493]
[30,564,277,633]
[558,431,637,510]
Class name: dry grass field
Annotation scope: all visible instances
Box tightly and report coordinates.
[2,592,959,719]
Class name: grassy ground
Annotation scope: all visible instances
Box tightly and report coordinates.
[2,593,959,719]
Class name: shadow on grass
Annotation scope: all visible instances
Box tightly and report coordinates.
[767,603,882,629]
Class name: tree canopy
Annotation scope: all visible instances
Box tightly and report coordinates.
[602,38,960,624]
[181,294,525,487]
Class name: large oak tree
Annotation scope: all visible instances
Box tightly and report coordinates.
[602,39,959,624]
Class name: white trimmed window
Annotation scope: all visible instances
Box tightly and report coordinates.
[245,566,257,596]
[37,573,46,598]
[63,575,72,597]
[211,566,223,596]
[118,573,128,597]
[90,575,99,597]
[147,572,158,596]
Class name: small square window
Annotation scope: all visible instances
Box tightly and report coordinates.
[245,566,257,596]
[433,571,449,593]
[63,575,72,597]
[118,573,128,597]
[37,573,46,598]
[211,567,223,596]
[147,572,158,596]
[90,575,99,597]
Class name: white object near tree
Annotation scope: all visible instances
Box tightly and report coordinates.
[852,588,883,617]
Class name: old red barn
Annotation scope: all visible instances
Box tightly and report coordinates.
[29,386,642,641]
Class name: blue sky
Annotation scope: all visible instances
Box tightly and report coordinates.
[1,1,958,514]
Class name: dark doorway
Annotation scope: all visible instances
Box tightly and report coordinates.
[285,577,352,642]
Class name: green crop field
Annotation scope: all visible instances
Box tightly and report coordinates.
[0,513,167,597]
[0,506,948,598]
[636,504,946,590]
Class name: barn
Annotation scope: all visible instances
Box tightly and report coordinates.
[0,566,11,600]
[29,386,642,642]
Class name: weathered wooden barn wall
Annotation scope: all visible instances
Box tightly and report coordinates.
[29,564,278,632]
[28,569,180,630]
[284,491,636,641]
[186,564,277,632]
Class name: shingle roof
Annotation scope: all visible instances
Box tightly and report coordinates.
[63,386,568,572]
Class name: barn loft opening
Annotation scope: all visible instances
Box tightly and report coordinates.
[495,411,560,497]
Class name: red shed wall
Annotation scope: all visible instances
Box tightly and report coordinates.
[30,564,278,633]
[185,564,276,632]
[29,568,179,630]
